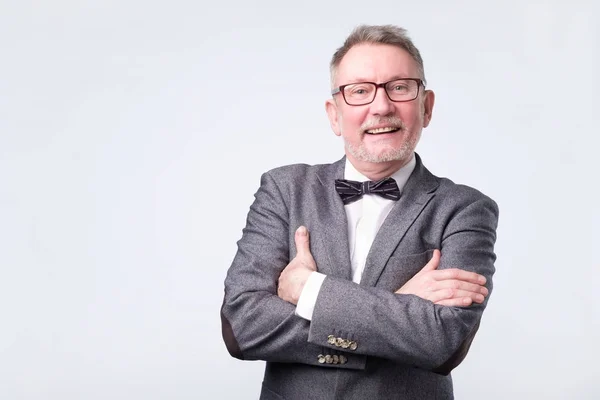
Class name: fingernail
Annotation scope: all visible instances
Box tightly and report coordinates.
[297,226,307,236]
[479,276,486,284]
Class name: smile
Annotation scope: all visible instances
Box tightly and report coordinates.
[364,127,400,134]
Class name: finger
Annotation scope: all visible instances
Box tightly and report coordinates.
[451,290,485,303]
[434,280,489,296]
[435,297,473,307]
[427,288,485,304]
[294,226,311,257]
[276,276,283,297]
[419,249,441,273]
[433,268,486,285]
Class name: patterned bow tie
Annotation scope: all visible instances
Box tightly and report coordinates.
[334,177,401,205]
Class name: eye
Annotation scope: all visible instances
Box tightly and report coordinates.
[391,84,409,92]
[348,85,372,95]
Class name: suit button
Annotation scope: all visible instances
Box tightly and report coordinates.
[341,339,350,349]
[332,355,339,364]
[339,355,347,364]
[327,335,336,345]
[318,354,325,364]
[335,337,343,347]
[349,341,358,351]
[325,355,333,364]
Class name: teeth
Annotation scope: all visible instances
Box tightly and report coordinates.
[366,127,398,134]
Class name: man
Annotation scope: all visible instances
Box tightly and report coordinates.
[221,24,498,399]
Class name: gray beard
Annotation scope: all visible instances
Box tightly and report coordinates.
[345,130,421,163]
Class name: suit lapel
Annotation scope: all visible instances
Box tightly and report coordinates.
[314,157,352,280]
[360,154,440,287]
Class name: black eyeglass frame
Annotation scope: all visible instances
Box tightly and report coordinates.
[331,78,425,106]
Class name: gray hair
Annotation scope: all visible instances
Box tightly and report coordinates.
[330,25,426,87]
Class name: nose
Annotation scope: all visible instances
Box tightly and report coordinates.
[369,86,395,116]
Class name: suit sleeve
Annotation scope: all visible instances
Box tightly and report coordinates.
[221,171,366,370]
[307,195,499,374]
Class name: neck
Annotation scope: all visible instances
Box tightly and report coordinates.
[348,153,413,181]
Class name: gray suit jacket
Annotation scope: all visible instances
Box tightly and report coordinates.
[221,154,499,399]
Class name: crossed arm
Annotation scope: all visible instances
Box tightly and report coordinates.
[279,226,488,308]
[221,172,498,373]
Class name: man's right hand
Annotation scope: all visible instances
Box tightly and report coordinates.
[277,226,317,305]
[395,250,489,306]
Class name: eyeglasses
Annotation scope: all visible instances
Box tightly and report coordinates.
[331,78,424,106]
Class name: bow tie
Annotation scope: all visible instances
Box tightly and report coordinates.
[335,177,401,205]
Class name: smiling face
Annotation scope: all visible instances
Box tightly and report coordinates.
[326,43,435,178]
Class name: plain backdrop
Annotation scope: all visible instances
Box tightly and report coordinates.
[1,0,598,399]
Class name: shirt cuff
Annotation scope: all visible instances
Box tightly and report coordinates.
[295,271,326,321]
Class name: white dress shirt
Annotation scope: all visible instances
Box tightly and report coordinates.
[295,154,417,320]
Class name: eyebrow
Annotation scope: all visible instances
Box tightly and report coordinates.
[344,75,413,84]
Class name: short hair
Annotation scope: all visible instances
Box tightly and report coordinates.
[330,25,426,87]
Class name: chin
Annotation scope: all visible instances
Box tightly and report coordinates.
[347,142,414,163]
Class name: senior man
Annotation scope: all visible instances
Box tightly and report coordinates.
[221,24,499,400]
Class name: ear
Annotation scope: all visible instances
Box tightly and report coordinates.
[325,98,342,137]
[421,89,435,128]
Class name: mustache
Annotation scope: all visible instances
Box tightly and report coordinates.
[360,116,406,132]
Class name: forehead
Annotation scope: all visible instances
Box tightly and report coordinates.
[336,43,418,84]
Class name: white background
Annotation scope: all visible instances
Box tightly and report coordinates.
[1,0,598,399]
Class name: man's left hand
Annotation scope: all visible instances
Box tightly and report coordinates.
[277,226,317,305]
